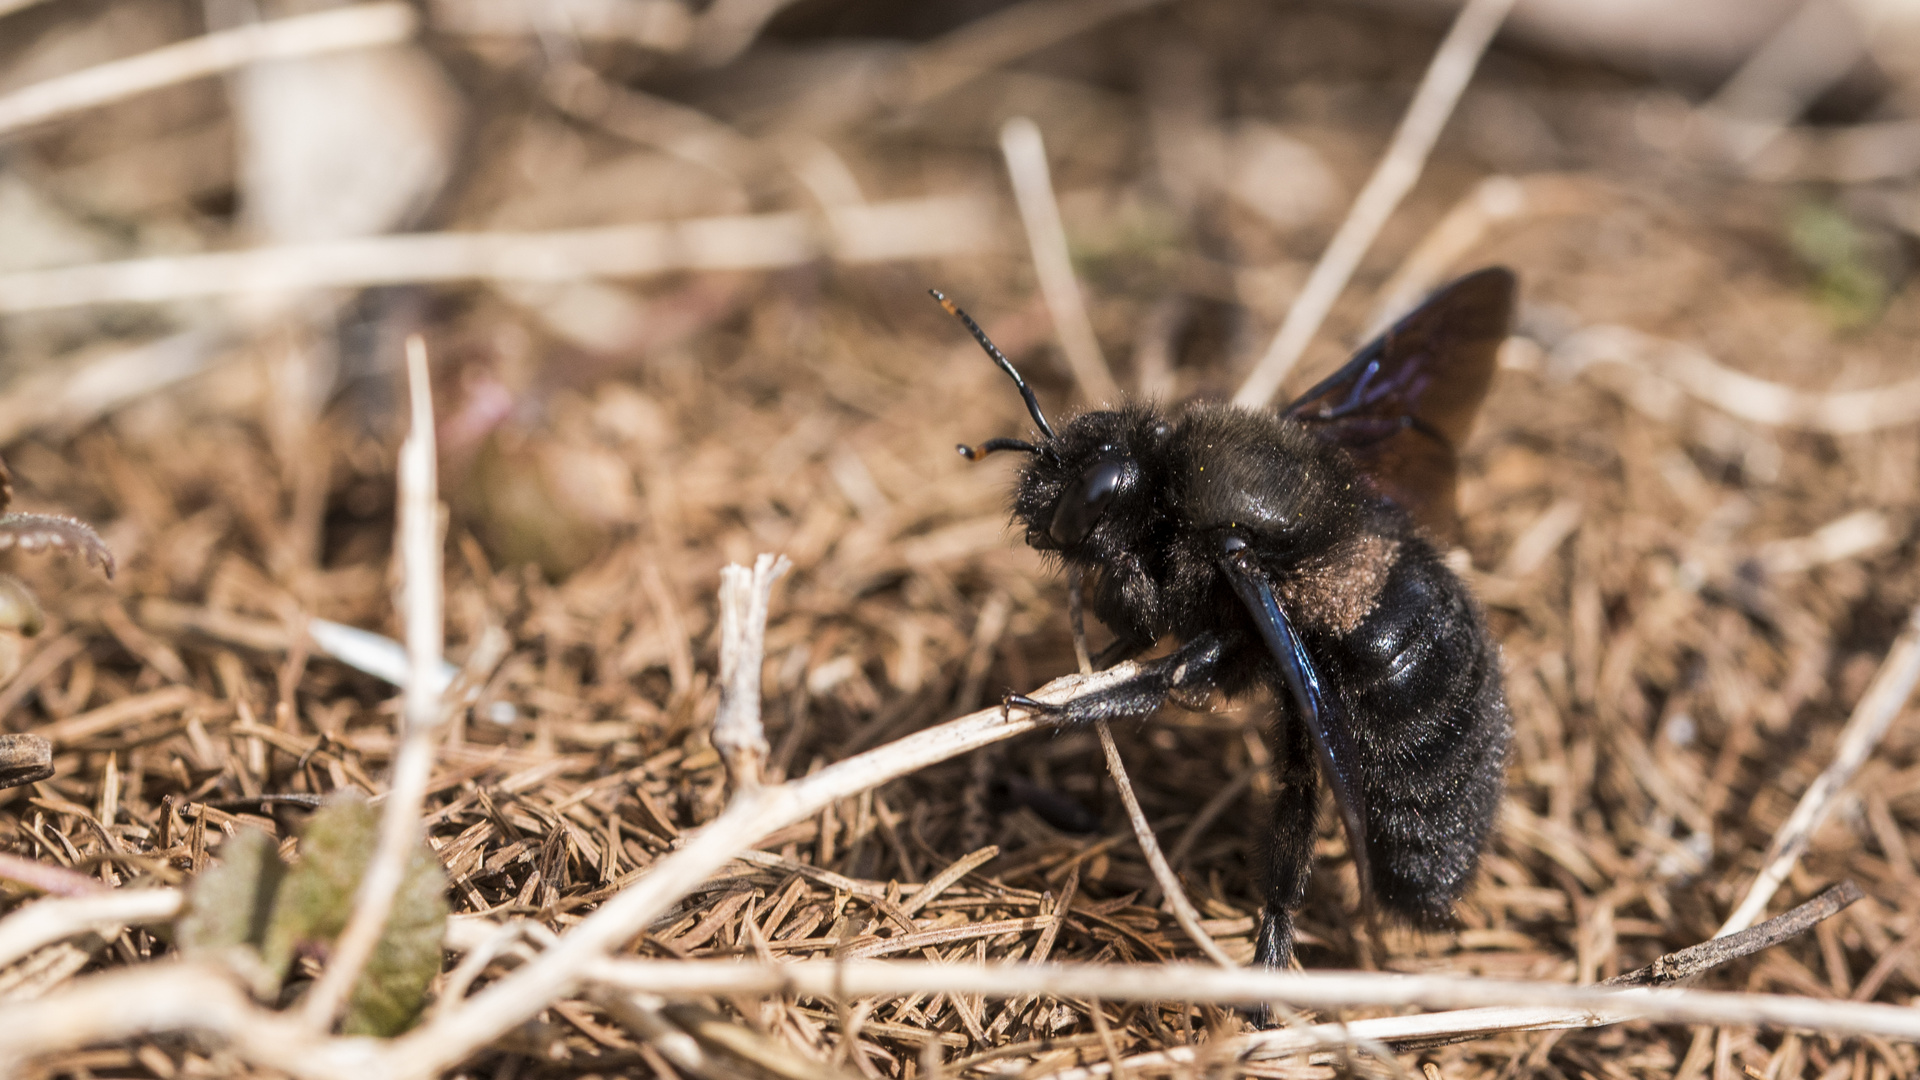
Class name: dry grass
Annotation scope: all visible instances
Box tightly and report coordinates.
[1,0,1919,1077]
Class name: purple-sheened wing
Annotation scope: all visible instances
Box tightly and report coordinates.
[1283,267,1515,543]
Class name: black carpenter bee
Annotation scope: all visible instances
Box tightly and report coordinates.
[936,268,1515,978]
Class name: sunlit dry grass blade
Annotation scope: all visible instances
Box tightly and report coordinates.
[0,3,417,137]
[0,198,995,312]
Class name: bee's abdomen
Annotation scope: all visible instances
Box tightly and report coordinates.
[1329,539,1510,925]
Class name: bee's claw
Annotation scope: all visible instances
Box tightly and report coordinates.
[1003,691,1058,718]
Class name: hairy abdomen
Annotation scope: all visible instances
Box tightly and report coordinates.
[1316,537,1510,924]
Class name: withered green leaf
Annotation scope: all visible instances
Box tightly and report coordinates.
[176,827,288,997]
[341,835,450,1036]
[262,792,449,1036]
[174,792,448,1036]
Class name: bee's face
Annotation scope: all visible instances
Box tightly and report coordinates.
[1013,408,1168,556]
[1026,451,1134,550]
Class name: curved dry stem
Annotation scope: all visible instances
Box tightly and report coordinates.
[0,513,116,578]
[0,888,182,967]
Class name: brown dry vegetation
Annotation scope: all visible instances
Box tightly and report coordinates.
[1,0,1919,1078]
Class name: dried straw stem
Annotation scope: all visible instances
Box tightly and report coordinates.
[1001,116,1123,405]
[1232,0,1517,409]
[300,337,446,1030]
[0,882,1869,1077]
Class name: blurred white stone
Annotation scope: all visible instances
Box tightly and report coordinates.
[1225,122,1340,233]
[232,30,462,243]
[1385,0,1801,79]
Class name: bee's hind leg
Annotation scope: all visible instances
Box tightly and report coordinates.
[1249,716,1320,1028]
[1008,632,1226,726]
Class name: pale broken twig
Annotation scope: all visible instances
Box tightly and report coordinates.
[715,553,792,789]
[1629,882,1860,987]
[1065,563,1230,966]
[1719,604,1920,935]
[0,875,1870,1072]
[300,336,446,1032]
[1001,117,1123,405]
[1700,0,1870,165]
[0,3,416,138]
[1232,0,1517,409]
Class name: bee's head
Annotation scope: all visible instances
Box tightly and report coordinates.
[934,290,1163,558]
[1004,408,1168,556]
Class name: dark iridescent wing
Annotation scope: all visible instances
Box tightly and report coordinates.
[1219,545,1373,906]
[1283,267,1515,543]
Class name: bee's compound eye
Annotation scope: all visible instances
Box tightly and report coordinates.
[1049,459,1127,547]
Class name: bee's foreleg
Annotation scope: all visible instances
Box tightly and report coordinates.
[1007,632,1226,726]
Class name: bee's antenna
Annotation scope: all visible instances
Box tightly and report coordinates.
[956,438,1038,461]
[931,289,1057,440]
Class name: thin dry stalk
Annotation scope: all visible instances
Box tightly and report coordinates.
[715,554,793,790]
[1719,605,1920,934]
[0,3,417,137]
[1001,117,1123,405]
[1094,721,1235,968]
[1232,0,1518,409]
[1064,567,1227,965]
[0,197,994,313]
[300,336,446,1031]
